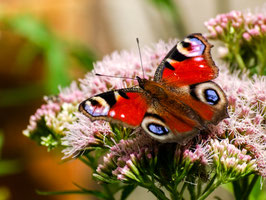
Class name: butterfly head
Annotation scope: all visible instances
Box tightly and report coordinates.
[177,34,207,57]
[136,76,147,89]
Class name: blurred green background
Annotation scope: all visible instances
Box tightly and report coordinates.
[0,0,265,200]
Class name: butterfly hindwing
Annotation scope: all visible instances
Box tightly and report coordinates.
[79,88,149,128]
[154,33,218,87]
[140,105,203,143]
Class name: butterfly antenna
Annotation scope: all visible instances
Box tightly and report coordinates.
[95,73,136,80]
[136,38,145,79]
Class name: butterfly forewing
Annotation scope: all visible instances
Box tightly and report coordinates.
[154,33,218,86]
[79,88,149,128]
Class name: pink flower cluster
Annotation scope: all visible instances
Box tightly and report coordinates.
[183,144,211,165]
[95,134,158,182]
[23,82,84,137]
[204,10,266,41]
[62,113,112,158]
[23,98,60,137]
[214,71,265,177]
[210,139,257,178]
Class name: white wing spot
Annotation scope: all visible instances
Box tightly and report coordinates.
[199,65,204,68]
[194,57,203,61]
[110,110,116,117]
[121,114,125,118]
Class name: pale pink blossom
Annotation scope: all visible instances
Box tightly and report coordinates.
[204,9,266,41]
[214,70,265,177]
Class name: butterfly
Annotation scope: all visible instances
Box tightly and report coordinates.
[79,33,228,143]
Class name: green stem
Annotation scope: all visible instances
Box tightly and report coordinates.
[179,182,187,199]
[79,156,91,167]
[234,50,246,71]
[255,48,266,75]
[149,185,169,200]
[242,175,259,200]
[202,174,217,194]
[198,180,222,200]
[232,180,242,200]
[187,182,196,200]
[197,179,202,199]
[169,183,179,200]
[102,184,115,200]
[140,182,169,200]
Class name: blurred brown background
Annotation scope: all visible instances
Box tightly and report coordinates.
[0,0,265,200]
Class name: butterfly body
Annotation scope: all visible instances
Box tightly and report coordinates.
[79,33,228,143]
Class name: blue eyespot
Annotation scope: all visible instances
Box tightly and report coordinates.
[148,123,169,135]
[204,89,219,105]
[189,38,205,54]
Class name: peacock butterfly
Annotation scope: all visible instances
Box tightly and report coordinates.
[79,33,228,143]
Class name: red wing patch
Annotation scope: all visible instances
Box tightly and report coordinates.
[177,93,214,121]
[162,56,216,87]
[161,110,197,133]
[108,92,148,127]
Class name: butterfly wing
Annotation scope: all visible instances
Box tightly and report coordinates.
[142,33,228,142]
[79,87,149,128]
[140,101,202,143]
[140,81,228,143]
[154,33,218,87]
[154,33,228,125]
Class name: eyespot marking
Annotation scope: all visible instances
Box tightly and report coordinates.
[144,113,165,122]
[181,41,191,48]
[147,123,169,135]
[96,91,116,107]
[83,97,110,117]
[91,99,99,106]
[177,37,205,57]
[204,89,219,105]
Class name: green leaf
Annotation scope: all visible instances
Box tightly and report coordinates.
[44,40,70,94]
[2,14,71,94]
[222,182,233,194]
[147,0,186,37]
[70,44,96,71]
[148,0,176,9]
[37,183,109,199]
[0,83,43,107]
[0,160,21,176]
[37,189,108,199]
[120,184,137,200]
[0,132,3,157]
[2,15,52,47]
[15,42,41,74]
[249,176,265,200]
[0,132,21,176]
